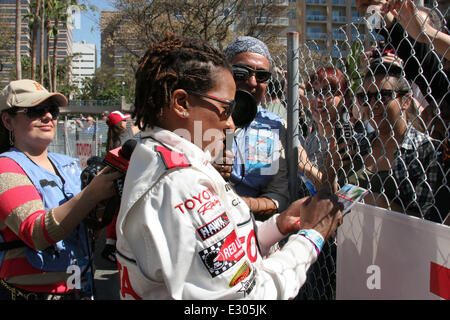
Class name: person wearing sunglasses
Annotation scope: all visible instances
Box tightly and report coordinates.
[222,36,290,221]
[114,34,343,300]
[0,80,122,300]
[298,66,356,194]
[344,61,441,221]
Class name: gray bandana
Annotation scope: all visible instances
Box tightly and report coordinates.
[224,36,272,65]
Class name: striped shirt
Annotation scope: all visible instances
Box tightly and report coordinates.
[0,157,71,292]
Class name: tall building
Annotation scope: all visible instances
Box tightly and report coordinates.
[100,10,132,78]
[295,0,362,57]
[0,0,31,87]
[0,0,74,88]
[71,41,96,88]
[49,18,74,66]
[251,0,290,46]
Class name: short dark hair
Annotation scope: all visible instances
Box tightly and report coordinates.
[367,58,403,78]
[134,33,232,131]
[364,61,411,94]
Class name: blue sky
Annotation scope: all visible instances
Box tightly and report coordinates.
[72,0,115,68]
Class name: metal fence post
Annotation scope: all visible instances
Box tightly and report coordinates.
[287,31,300,202]
[64,115,68,155]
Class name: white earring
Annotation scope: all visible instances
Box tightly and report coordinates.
[183,111,189,117]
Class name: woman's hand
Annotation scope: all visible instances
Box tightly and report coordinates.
[276,187,343,240]
[52,167,122,233]
[85,166,123,202]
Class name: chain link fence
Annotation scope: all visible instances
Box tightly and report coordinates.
[264,3,449,300]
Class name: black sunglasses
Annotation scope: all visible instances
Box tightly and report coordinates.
[356,89,408,105]
[187,90,236,119]
[12,104,60,120]
[232,64,272,83]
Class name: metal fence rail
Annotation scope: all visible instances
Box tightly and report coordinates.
[49,117,109,164]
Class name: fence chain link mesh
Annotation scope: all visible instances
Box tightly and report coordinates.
[263,3,449,300]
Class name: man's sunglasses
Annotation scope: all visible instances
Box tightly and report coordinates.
[356,89,409,106]
[187,91,235,119]
[11,104,60,120]
[232,64,272,83]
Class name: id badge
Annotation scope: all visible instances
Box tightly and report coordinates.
[245,127,274,171]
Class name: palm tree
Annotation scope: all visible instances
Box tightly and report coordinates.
[44,0,53,90]
[40,0,45,83]
[50,0,67,91]
[24,0,41,80]
[15,0,22,80]
[47,0,85,91]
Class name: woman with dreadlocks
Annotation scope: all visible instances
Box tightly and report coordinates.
[115,33,343,300]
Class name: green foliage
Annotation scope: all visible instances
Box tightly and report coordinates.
[75,66,131,102]
[344,41,364,97]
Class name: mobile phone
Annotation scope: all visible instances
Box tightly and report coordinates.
[336,184,369,216]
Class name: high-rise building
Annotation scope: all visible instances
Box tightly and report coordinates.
[0,0,31,87]
[0,0,74,87]
[250,0,290,46]
[100,10,131,78]
[71,41,96,89]
[295,0,362,57]
[49,18,74,66]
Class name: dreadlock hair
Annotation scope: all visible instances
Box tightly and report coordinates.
[134,33,232,131]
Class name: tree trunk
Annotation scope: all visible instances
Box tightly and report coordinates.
[39,0,45,84]
[52,20,58,92]
[31,0,41,80]
[45,19,52,91]
[15,0,22,80]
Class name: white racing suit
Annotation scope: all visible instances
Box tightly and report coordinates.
[115,127,318,300]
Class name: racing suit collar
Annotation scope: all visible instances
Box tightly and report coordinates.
[141,126,214,164]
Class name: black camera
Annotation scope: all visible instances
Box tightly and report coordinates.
[81,139,137,230]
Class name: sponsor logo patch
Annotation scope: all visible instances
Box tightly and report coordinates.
[199,230,245,278]
[237,268,257,297]
[229,261,252,287]
[174,188,222,215]
[196,212,230,241]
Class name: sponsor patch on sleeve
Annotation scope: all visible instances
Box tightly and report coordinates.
[196,212,230,241]
[228,261,252,288]
[199,230,245,278]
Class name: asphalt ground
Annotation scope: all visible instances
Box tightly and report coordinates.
[92,228,120,300]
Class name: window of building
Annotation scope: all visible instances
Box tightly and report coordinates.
[287,9,296,20]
